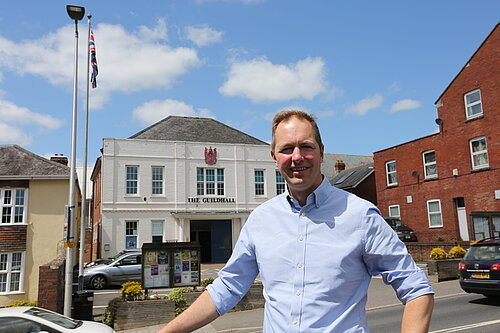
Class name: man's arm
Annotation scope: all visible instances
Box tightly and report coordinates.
[401,294,434,333]
[156,290,219,333]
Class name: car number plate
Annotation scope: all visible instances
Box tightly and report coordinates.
[471,273,490,279]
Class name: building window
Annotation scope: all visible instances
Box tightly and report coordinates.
[423,150,437,179]
[255,170,265,196]
[126,166,138,195]
[126,221,138,249]
[152,221,164,243]
[427,199,443,228]
[276,171,285,195]
[197,168,224,196]
[0,252,24,293]
[388,205,400,218]
[385,160,397,187]
[471,213,500,241]
[152,167,164,195]
[464,89,483,119]
[469,137,489,170]
[1,189,27,225]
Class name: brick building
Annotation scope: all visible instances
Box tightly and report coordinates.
[374,24,499,243]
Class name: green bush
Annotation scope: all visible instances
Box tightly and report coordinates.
[120,281,143,301]
[430,247,447,260]
[448,246,466,258]
[102,297,122,327]
[2,300,38,307]
[167,288,191,315]
[201,277,214,288]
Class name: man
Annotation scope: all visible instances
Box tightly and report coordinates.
[158,110,434,333]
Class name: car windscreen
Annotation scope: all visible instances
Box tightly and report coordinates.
[24,307,82,329]
[464,245,500,260]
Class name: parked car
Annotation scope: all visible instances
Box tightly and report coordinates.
[83,251,142,290]
[459,237,500,298]
[0,306,115,333]
[383,217,418,242]
[84,249,137,268]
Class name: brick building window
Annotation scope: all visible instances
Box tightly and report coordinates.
[255,170,265,196]
[385,160,397,187]
[388,205,400,218]
[0,252,24,293]
[276,171,286,195]
[126,166,139,195]
[422,150,437,179]
[151,167,164,195]
[126,221,138,249]
[197,168,224,196]
[1,189,27,224]
[427,199,443,228]
[469,137,489,170]
[464,89,483,120]
[471,213,500,241]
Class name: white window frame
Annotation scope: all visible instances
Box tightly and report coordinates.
[197,168,224,196]
[276,171,286,195]
[469,136,489,170]
[1,189,28,225]
[464,89,483,120]
[126,165,139,195]
[151,220,164,243]
[385,160,398,187]
[125,221,138,249]
[151,166,164,195]
[388,205,400,218]
[427,199,443,228]
[422,150,438,179]
[254,170,265,196]
[0,251,25,294]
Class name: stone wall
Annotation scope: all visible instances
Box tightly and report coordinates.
[37,255,65,313]
[114,299,176,331]
[427,259,461,282]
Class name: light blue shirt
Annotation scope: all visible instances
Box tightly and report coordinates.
[207,177,434,332]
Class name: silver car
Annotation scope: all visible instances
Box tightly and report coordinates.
[83,251,142,290]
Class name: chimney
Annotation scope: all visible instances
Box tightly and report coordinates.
[51,154,68,166]
[334,160,346,172]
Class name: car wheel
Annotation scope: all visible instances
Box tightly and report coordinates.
[90,275,107,290]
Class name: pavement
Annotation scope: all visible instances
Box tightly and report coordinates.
[115,264,466,333]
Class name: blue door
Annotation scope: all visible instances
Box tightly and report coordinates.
[211,220,232,263]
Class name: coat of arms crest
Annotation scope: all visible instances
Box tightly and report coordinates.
[205,147,217,165]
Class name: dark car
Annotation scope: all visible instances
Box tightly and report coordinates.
[459,237,500,298]
[83,251,142,290]
[383,217,418,242]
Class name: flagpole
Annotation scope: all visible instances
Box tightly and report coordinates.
[78,12,92,291]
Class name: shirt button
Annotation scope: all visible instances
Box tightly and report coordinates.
[297,263,303,268]
[300,212,306,217]
[292,319,298,325]
[296,290,301,296]
[299,236,304,241]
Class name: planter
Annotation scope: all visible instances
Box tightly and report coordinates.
[114,299,175,331]
[427,259,461,282]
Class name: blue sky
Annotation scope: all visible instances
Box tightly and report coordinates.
[0,1,498,166]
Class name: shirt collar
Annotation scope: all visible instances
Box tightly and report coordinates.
[285,176,330,210]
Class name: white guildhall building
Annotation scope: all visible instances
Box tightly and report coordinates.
[91,116,372,263]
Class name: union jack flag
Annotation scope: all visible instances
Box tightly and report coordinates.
[90,29,98,88]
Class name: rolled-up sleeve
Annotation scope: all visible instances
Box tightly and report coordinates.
[361,208,434,304]
[206,223,259,315]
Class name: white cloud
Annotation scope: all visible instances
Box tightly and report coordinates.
[0,122,32,145]
[220,57,328,103]
[186,25,223,47]
[347,94,383,116]
[0,20,201,109]
[132,99,215,126]
[390,99,422,112]
[0,99,62,129]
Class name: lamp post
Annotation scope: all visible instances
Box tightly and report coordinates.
[64,4,85,317]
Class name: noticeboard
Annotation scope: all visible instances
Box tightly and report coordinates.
[141,242,201,289]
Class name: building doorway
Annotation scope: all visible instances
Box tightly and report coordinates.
[190,220,232,263]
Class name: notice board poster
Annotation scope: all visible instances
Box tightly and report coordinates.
[143,249,170,288]
[173,250,200,287]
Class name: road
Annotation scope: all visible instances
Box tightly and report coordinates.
[92,279,500,332]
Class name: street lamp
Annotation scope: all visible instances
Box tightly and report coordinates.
[64,4,85,318]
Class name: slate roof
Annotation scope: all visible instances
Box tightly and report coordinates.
[331,163,375,190]
[321,153,373,181]
[129,116,269,145]
[0,145,70,178]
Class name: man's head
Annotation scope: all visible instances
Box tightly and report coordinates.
[270,110,324,204]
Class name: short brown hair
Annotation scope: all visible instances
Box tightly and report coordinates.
[271,110,323,151]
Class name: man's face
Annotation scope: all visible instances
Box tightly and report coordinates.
[271,116,324,200]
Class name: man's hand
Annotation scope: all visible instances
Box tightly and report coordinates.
[401,294,434,333]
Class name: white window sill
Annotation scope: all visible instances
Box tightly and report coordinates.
[428,225,443,228]
[0,291,24,295]
[0,223,28,226]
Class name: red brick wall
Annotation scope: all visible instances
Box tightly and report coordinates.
[0,226,27,251]
[374,25,500,243]
[37,257,65,314]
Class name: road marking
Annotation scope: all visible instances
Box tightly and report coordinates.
[430,319,500,332]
